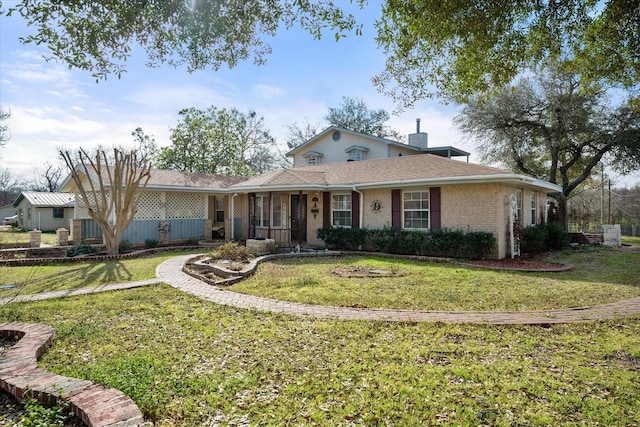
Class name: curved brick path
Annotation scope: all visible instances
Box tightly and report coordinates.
[156,254,640,325]
[0,323,144,426]
[1,254,639,325]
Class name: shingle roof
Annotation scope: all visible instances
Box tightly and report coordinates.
[13,192,75,207]
[145,169,247,189]
[231,154,562,192]
[60,167,247,192]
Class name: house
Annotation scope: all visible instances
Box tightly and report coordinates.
[12,191,75,231]
[59,124,561,259]
[287,123,470,167]
[59,169,246,244]
[228,154,560,259]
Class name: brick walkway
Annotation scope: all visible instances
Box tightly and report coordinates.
[156,254,640,325]
[2,254,640,325]
[0,323,144,427]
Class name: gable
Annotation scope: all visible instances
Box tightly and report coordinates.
[288,126,420,167]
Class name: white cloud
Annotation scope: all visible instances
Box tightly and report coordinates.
[251,83,284,99]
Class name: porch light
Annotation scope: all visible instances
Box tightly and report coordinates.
[310,200,320,218]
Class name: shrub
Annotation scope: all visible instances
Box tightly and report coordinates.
[144,239,159,248]
[118,240,134,253]
[210,241,251,262]
[317,227,367,250]
[463,231,497,260]
[521,223,570,254]
[66,244,97,257]
[545,222,570,250]
[320,227,496,260]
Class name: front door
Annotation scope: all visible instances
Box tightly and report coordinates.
[290,194,307,243]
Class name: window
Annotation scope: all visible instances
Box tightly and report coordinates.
[344,145,369,162]
[332,193,351,227]
[531,192,537,225]
[251,194,284,228]
[403,190,429,229]
[53,208,64,219]
[349,150,364,161]
[215,197,225,223]
[307,156,318,166]
[272,195,283,228]
[252,195,269,227]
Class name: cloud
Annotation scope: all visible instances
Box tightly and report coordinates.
[251,83,284,99]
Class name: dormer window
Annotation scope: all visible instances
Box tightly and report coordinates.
[301,151,324,166]
[344,145,369,162]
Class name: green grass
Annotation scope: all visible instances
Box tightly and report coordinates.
[229,247,640,311]
[0,228,58,246]
[0,250,202,296]
[0,288,638,426]
[622,235,640,245]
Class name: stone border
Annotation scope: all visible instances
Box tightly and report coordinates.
[0,322,144,427]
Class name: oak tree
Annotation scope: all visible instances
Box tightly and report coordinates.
[455,67,640,226]
[375,0,640,106]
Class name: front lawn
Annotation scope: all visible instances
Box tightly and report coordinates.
[0,228,58,246]
[229,247,640,311]
[0,249,202,296]
[0,288,638,426]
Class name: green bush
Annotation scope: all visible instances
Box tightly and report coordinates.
[521,223,569,254]
[145,239,159,248]
[319,227,496,260]
[210,241,251,262]
[545,222,570,250]
[66,244,97,257]
[317,227,367,250]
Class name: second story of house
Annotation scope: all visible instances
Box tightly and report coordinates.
[287,121,470,168]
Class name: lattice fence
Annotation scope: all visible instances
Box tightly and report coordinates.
[166,192,205,219]
[135,191,162,219]
[74,192,111,219]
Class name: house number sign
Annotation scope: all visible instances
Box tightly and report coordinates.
[370,199,383,213]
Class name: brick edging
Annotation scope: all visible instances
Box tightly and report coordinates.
[0,323,144,427]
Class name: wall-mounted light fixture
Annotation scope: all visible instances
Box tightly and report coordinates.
[311,196,319,218]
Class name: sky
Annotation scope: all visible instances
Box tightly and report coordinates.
[0,2,638,188]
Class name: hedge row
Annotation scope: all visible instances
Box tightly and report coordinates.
[317,227,496,260]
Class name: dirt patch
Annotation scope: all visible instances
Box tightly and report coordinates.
[332,265,406,278]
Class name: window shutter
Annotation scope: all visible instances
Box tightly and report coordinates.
[430,187,441,230]
[323,192,331,228]
[391,189,401,230]
[351,191,360,228]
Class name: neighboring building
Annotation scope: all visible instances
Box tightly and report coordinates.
[12,192,75,231]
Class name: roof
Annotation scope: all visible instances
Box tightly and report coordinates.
[13,192,75,208]
[231,154,563,193]
[60,167,247,193]
[286,126,421,157]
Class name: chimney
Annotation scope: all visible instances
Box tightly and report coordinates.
[416,118,421,134]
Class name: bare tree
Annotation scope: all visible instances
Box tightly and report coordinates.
[31,161,64,192]
[0,108,10,148]
[60,147,152,255]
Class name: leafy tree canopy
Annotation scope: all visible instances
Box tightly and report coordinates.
[325,96,402,140]
[5,0,364,81]
[375,0,640,106]
[156,106,284,176]
[455,66,640,225]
